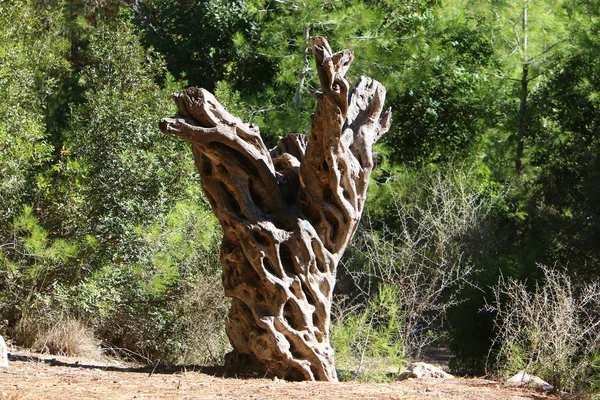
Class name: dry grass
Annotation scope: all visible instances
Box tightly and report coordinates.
[14,315,102,359]
[38,317,101,358]
[178,274,231,366]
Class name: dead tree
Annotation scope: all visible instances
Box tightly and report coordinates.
[159,37,391,382]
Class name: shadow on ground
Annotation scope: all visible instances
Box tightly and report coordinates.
[8,352,226,377]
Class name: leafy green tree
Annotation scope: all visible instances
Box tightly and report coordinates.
[456,0,573,176]
[373,1,499,166]
[1,2,226,362]
[134,0,260,90]
[47,14,226,359]
[224,0,394,143]
[526,2,600,279]
[0,0,70,230]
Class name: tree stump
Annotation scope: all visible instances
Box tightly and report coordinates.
[159,37,391,382]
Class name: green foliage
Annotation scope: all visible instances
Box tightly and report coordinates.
[225,0,391,143]
[63,18,185,235]
[0,205,83,343]
[61,197,224,363]
[0,0,227,364]
[0,0,69,227]
[381,16,498,165]
[589,351,600,396]
[134,200,219,296]
[135,0,260,90]
[526,46,600,279]
[332,284,408,382]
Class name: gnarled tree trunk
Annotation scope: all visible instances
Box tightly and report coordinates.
[159,37,391,382]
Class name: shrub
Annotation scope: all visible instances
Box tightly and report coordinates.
[12,313,101,359]
[589,352,600,398]
[342,168,486,358]
[486,264,600,394]
[331,284,408,382]
[0,206,82,345]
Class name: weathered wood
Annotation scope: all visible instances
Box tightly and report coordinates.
[159,37,391,382]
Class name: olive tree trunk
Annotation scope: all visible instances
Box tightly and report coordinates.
[159,37,391,382]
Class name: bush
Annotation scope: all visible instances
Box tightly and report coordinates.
[0,205,83,343]
[341,168,487,359]
[486,264,600,394]
[68,199,227,365]
[0,7,230,366]
[331,284,408,382]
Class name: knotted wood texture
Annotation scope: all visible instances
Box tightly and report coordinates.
[159,37,391,382]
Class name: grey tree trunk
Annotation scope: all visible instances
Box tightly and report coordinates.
[159,37,391,382]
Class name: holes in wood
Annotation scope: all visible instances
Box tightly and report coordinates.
[300,281,316,307]
[255,337,269,352]
[287,340,304,361]
[249,186,265,213]
[210,142,258,176]
[323,209,339,243]
[289,279,303,300]
[312,312,320,329]
[262,257,279,278]
[217,181,242,218]
[249,179,271,215]
[299,190,307,204]
[278,243,296,277]
[285,366,306,382]
[222,260,241,290]
[254,295,270,318]
[279,171,300,205]
[283,299,307,331]
[252,230,270,246]
[310,364,321,380]
[243,258,261,287]
[319,279,331,297]
[322,186,334,203]
[314,330,324,343]
[230,297,255,324]
[310,210,322,226]
[200,159,213,176]
[311,240,327,274]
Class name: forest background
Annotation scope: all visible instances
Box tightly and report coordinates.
[1,0,599,396]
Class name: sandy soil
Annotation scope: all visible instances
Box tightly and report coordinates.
[0,346,559,400]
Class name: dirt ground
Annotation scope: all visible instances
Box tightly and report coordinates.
[0,345,559,400]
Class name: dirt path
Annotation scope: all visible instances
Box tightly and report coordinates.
[0,347,558,400]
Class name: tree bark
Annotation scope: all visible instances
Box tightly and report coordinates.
[159,37,391,382]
